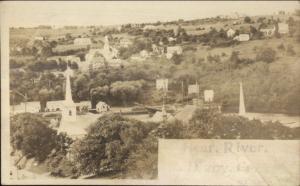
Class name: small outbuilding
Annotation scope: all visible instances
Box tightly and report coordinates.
[96,101,110,113]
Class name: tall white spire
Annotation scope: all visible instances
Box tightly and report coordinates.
[61,67,76,122]
[64,67,74,104]
[65,72,73,104]
[239,82,246,115]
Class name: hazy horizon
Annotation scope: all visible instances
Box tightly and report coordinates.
[1,1,299,27]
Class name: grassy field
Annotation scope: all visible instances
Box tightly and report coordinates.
[190,37,299,60]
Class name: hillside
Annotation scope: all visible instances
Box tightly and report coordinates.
[9,11,300,115]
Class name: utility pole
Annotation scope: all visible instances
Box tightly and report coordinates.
[11,92,14,116]
[196,80,200,105]
[181,81,184,105]
[24,93,28,112]
[187,79,189,105]
[162,80,168,122]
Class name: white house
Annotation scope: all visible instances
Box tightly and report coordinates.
[156,79,168,91]
[47,55,81,64]
[204,90,214,102]
[11,101,41,114]
[278,23,289,34]
[96,101,110,113]
[75,101,91,112]
[131,50,149,61]
[152,44,164,55]
[119,38,132,48]
[65,56,81,63]
[74,38,92,45]
[85,49,106,70]
[143,25,157,31]
[11,100,91,114]
[233,34,250,42]
[188,84,200,94]
[227,28,236,38]
[166,46,183,59]
[260,26,276,37]
[47,101,65,112]
[168,37,176,42]
[34,36,45,41]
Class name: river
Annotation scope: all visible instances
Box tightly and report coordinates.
[241,112,300,128]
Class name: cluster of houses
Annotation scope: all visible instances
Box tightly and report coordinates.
[226,22,289,42]
[131,44,183,62]
[24,20,290,72]
[10,68,111,116]
[155,78,214,102]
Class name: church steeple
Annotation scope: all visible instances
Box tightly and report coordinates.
[64,67,74,104]
[61,67,76,122]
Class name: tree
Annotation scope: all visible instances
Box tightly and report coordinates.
[69,114,148,176]
[70,62,79,70]
[73,74,90,101]
[229,51,240,68]
[161,37,169,45]
[39,88,51,112]
[44,60,58,70]
[110,80,145,106]
[65,33,72,40]
[90,85,110,108]
[124,136,158,179]
[41,46,53,57]
[10,113,57,162]
[159,108,298,139]
[45,132,75,177]
[171,53,183,65]
[244,16,251,23]
[257,17,266,23]
[58,60,67,71]
[250,25,262,40]
[10,59,25,69]
[274,22,281,38]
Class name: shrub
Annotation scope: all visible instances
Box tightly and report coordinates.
[256,47,276,63]
[244,16,251,23]
[151,120,186,139]
[46,151,79,178]
[287,44,296,56]
[277,43,285,51]
[207,54,221,63]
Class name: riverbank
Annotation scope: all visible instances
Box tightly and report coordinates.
[223,112,300,128]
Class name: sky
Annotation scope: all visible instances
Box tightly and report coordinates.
[1,1,299,27]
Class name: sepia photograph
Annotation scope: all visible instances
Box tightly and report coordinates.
[1,1,300,185]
